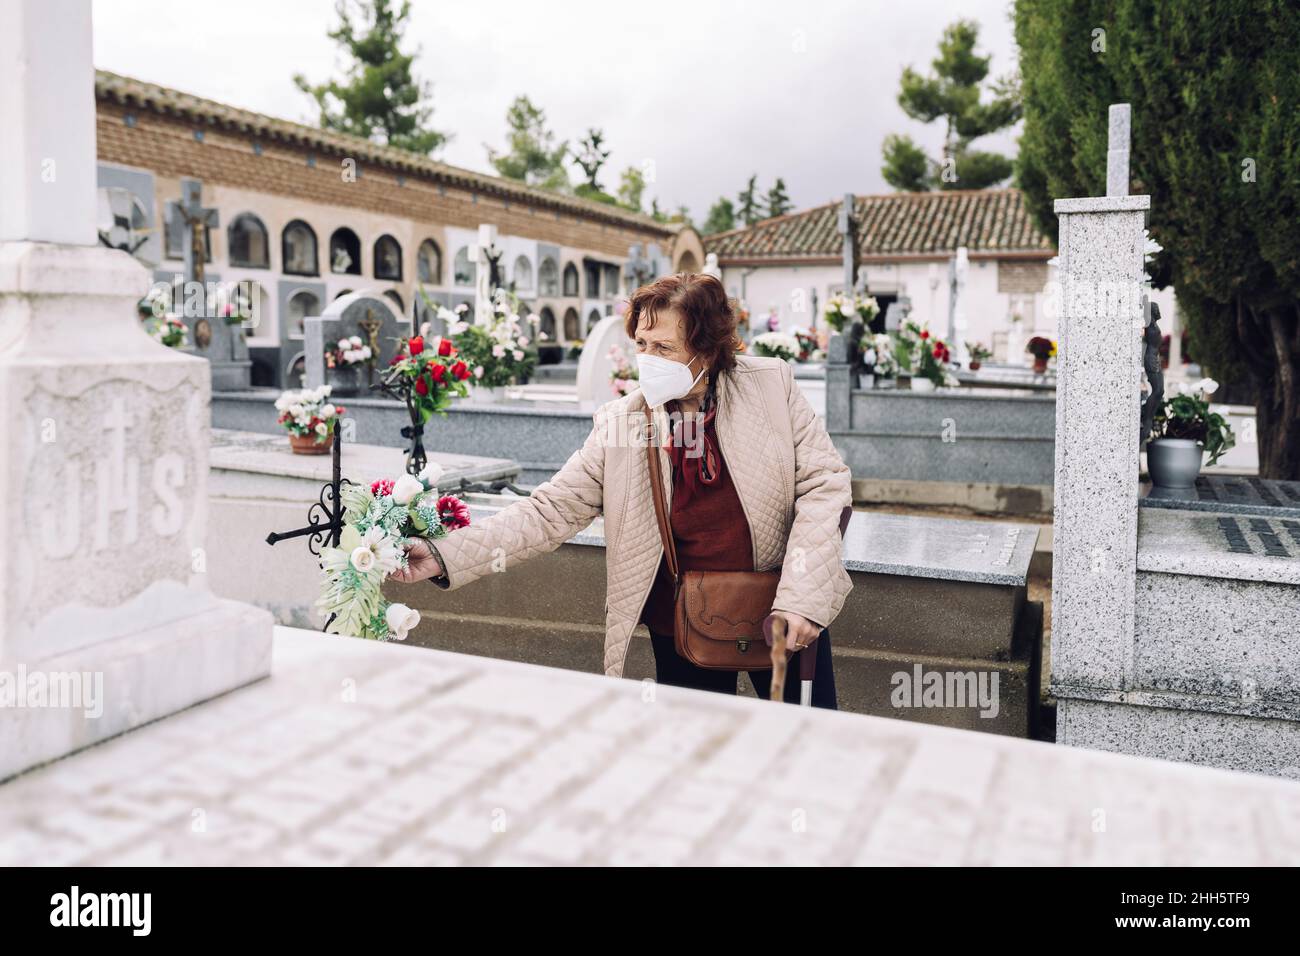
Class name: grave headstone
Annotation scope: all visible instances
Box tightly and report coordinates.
[303,293,409,394]
[165,178,252,391]
[575,314,634,408]
[0,0,271,781]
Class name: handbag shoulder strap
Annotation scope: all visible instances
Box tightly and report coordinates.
[643,404,679,579]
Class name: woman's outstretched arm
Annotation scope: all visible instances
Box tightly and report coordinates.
[395,402,613,590]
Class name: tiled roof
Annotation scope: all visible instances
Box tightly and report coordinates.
[94,70,676,235]
[706,188,1053,261]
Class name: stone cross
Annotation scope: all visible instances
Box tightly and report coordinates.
[837,193,856,293]
[623,243,653,293]
[1106,103,1131,198]
[0,0,270,781]
[947,246,969,363]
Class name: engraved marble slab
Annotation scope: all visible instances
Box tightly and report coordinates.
[1137,506,1300,585]
[1141,474,1300,519]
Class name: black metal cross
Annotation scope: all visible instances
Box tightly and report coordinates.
[265,419,353,555]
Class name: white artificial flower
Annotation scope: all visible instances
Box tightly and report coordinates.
[337,339,352,351]
[455,303,469,313]
[391,473,425,505]
[492,344,506,358]
[1197,378,1219,396]
[436,306,457,322]
[315,422,329,437]
[419,322,431,338]
[360,346,372,360]
[474,365,485,379]
[518,336,530,347]
[419,461,445,487]
[320,403,336,418]
[512,349,525,361]
[350,335,363,348]
[385,602,420,640]
[350,546,376,572]
[840,301,855,316]
[449,321,469,335]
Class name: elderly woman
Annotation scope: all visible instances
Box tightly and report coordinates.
[396,273,853,707]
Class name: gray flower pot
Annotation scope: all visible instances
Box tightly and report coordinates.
[1148,438,1203,489]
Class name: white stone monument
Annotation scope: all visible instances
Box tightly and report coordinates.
[575,314,634,409]
[0,0,272,781]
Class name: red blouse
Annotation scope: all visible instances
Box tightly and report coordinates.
[639,401,754,636]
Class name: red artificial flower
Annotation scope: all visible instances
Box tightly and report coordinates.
[451,360,469,381]
[334,405,346,415]
[371,478,395,497]
[437,494,471,530]
[919,330,930,340]
[933,345,944,359]
[388,354,403,366]
[414,375,429,396]
[438,338,454,357]
[408,336,424,356]
[431,363,447,384]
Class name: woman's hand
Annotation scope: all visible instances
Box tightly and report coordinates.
[772,611,821,652]
[392,538,444,583]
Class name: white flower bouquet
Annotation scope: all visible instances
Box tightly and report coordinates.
[316,461,472,641]
[275,385,346,444]
[752,331,801,362]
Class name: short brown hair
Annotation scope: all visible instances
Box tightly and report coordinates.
[623,273,742,375]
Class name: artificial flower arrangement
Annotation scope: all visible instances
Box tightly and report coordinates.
[1026,336,1057,372]
[316,461,471,641]
[138,285,170,320]
[965,342,993,370]
[382,331,473,423]
[752,331,802,362]
[608,342,639,396]
[276,386,346,450]
[435,291,537,389]
[1150,378,1235,466]
[860,333,900,378]
[823,293,881,333]
[791,327,821,362]
[893,320,959,387]
[327,334,374,370]
[148,313,188,349]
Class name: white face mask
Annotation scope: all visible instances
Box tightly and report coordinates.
[636,352,705,408]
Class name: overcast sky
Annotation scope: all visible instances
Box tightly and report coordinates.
[92,0,1021,221]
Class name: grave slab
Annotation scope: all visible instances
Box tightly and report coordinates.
[1141,474,1300,519]
[0,626,1296,866]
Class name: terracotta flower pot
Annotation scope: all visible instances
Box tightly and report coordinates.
[969,360,982,371]
[289,432,334,455]
[1032,357,1048,374]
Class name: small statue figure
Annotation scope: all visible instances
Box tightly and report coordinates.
[1140,297,1164,447]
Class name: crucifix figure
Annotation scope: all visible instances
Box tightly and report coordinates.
[474,223,499,326]
[166,178,220,353]
[356,308,383,387]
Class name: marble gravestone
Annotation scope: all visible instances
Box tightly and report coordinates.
[574,314,634,409]
[0,0,272,781]
[303,293,410,395]
[1050,103,1300,778]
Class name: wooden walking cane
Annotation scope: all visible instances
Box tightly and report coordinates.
[764,505,853,706]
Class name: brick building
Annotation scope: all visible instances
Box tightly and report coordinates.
[93,71,703,386]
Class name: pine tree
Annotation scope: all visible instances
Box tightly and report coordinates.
[737,174,763,226]
[294,0,448,155]
[703,198,736,234]
[765,178,793,217]
[880,19,1020,191]
[486,96,569,192]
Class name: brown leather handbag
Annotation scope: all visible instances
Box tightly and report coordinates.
[645,407,781,670]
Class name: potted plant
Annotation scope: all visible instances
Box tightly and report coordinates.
[823,293,880,333]
[608,343,639,396]
[325,334,373,396]
[966,341,992,371]
[276,386,347,455]
[752,331,801,362]
[1026,336,1056,374]
[1146,379,1235,488]
[791,327,819,362]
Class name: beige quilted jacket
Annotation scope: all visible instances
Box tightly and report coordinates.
[427,353,854,678]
